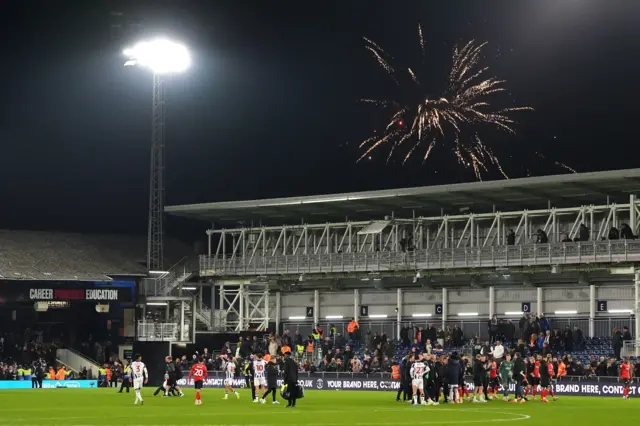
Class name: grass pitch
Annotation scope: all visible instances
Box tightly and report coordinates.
[1,388,639,425]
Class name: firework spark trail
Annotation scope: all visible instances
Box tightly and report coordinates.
[555,161,577,173]
[360,25,536,179]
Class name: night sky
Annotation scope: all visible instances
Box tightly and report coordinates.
[2,0,640,239]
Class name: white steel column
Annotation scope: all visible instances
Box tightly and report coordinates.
[589,284,596,338]
[313,290,320,326]
[191,296,197,343]
[275,291,281,334]
[489,286,495,319]
[442,287,448,330]
[238,283,245,331]
[354,289,360,322]
[206,229,213,256]
[396,288,402,339]
[210,284,215,331]
[179,300,185,341]
[537,287,543,316]
[264,287,270,329]
[631,195,637,234]
[635,271,640,356]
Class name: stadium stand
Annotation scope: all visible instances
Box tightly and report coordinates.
[0,230,193,280]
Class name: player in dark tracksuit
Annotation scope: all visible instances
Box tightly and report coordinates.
[446,353,462,403]
[261,358,280,404]
[396,355,410,401]
[403,355,414,402]
[244,357,255,400]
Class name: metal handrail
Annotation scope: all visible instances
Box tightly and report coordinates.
[156,256,190,295]
[200,240,640,276]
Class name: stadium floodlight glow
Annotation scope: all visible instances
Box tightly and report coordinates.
[146,302,168,306]
[122,39,190,74]
[505,311,524,316]
[325,315,344,319]
[288,316,306,320]
[457,312,479,317]
[554,310,578,315]
[148,270,169,274]
[412,313,432,317]
[181,286,197,291]
[369,314,388,318]
[608,309,633,314]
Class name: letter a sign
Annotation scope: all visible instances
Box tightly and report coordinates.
[306,307,314,318]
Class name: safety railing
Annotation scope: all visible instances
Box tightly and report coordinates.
[136,321,180,341]
[622,340,640,357]
[200,240,640,276]
[280,317,635,342]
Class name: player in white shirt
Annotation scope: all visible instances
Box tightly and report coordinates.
[410,354,430,406]
[252,354,267,403]
[223,357,240,400]
[130,354,148,405]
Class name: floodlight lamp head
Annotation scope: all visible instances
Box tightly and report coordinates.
[123,38,190,75]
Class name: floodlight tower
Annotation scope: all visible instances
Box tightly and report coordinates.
[123,39,190,271]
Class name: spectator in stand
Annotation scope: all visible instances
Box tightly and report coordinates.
[515,339,526,359]
[347,318,359,342]
[634,359,640,378]
[342,345,352,362]
[563,326,574,352]
[381,355,391,372]
[411,338,421,352]
[400,326,410,348]
[612,328,623,360]
[489,315,498,343]
[519,314,528,340]
[424,339,432,355]
[573,325,584,350]
[250,336,262,353]
[294,330,303,348]
[528,334,538,355]
[622,326,633,343]
[579,223,590,242]
[268,337,278,358]
[370,356,380,372]
[595,356,606,376]
[492,340,504,363]
[606,358,618,377]
[282,330,292,347]
[620,223,636,239]
[350,356,362,373]
[539,315,550,333]
[437,328,445,348]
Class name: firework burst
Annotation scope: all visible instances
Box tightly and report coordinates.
[359,24,533,180]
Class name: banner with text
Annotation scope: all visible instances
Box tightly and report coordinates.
[176,374,638,397]
[0,380,98,389]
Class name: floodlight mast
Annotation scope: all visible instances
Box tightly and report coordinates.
[123,39,190,271]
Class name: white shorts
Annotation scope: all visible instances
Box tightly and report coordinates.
[254,377,266,387]
[133,378,144,390]
[224,378,234,386]
[412,379,424,390]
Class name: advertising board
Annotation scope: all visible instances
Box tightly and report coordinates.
[0,380,98,389]
[176,373,637,397]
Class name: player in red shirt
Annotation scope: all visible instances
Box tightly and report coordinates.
[188,358,209,406]
[532,356,541,399]
[620,357,632,400]
[488,360,499,400]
